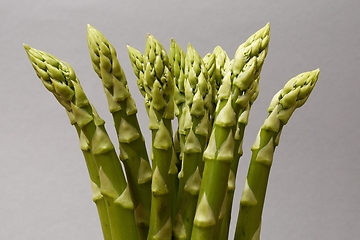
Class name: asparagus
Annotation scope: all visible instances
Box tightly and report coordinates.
[208,46,231,113]
[234,69,320,240]
[86,25,152,239]
[24,44,112,239]
[219,76,261,240]
[77,126,113,240]
[190,23,270,240]
[128,35,177,240]
[25,22,320,240]
[24,45,140,240]
[169,39,186,174]
[173,44,212,240]
[127,45,147,100]
[218,22,270,239]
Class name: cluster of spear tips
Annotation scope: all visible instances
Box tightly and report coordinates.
[24,23,319,240]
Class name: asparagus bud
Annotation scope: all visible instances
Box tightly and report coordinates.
[211,46,231,109]
[127,45,147,98]
[234,69,320,240]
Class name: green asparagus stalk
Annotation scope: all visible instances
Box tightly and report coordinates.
[76,126,113,240]
[173,44,212,240]
[217,21,270,239]
[24,45,140,240]
[219,76,261,240]
[234,69,320,240]
[86,25,152,239]
[190,23,270,240]
[169,39,187,239]
[24,44,113,240]
[169,39,186,171]
[128,35,178,240]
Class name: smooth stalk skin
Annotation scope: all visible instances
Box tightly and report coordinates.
[234,69,320,240]
[87,25,152,239]
[24,45,140,240]
[76,125,113,240]
[219,76,261,240]
[190,23,270,240]
[173,44,212,240]
[132,35,177,240]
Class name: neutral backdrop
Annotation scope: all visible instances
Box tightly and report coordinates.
[1,1,359,239]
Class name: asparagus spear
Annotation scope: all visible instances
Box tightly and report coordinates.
[219,75,261,240]
[128,35,178,240]
[24,44,112,239]
[24,45,140,240]
[173,44,212,240]
[190,23,270,240]
[87,25,152,239]
[217,22,270,239]
[169,39,186,174]
[234,69,320,240]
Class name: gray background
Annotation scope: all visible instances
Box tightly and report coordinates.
[1,0,359,239]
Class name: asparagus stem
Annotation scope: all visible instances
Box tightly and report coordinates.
[128,35,177,239]
[234,69,320,240]
[219,76,261,240]
[87,25,152,239]
[24,44,113,240]
[24,45,140,240]
[217,21,270,239]
[190,23,270,240]
[173,44,212,240]
[76,125,113,240]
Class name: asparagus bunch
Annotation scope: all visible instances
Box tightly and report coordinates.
[24,23,319,240]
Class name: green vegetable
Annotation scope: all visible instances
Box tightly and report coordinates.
[24,22,319,240]
[24,45,140,240]
[87,25,152,240]
[173,43,212,240]
[190,23,270,240]
[129,35,178,240]
[234,69,320,240]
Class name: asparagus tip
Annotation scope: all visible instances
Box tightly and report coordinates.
[23,43,30,51]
